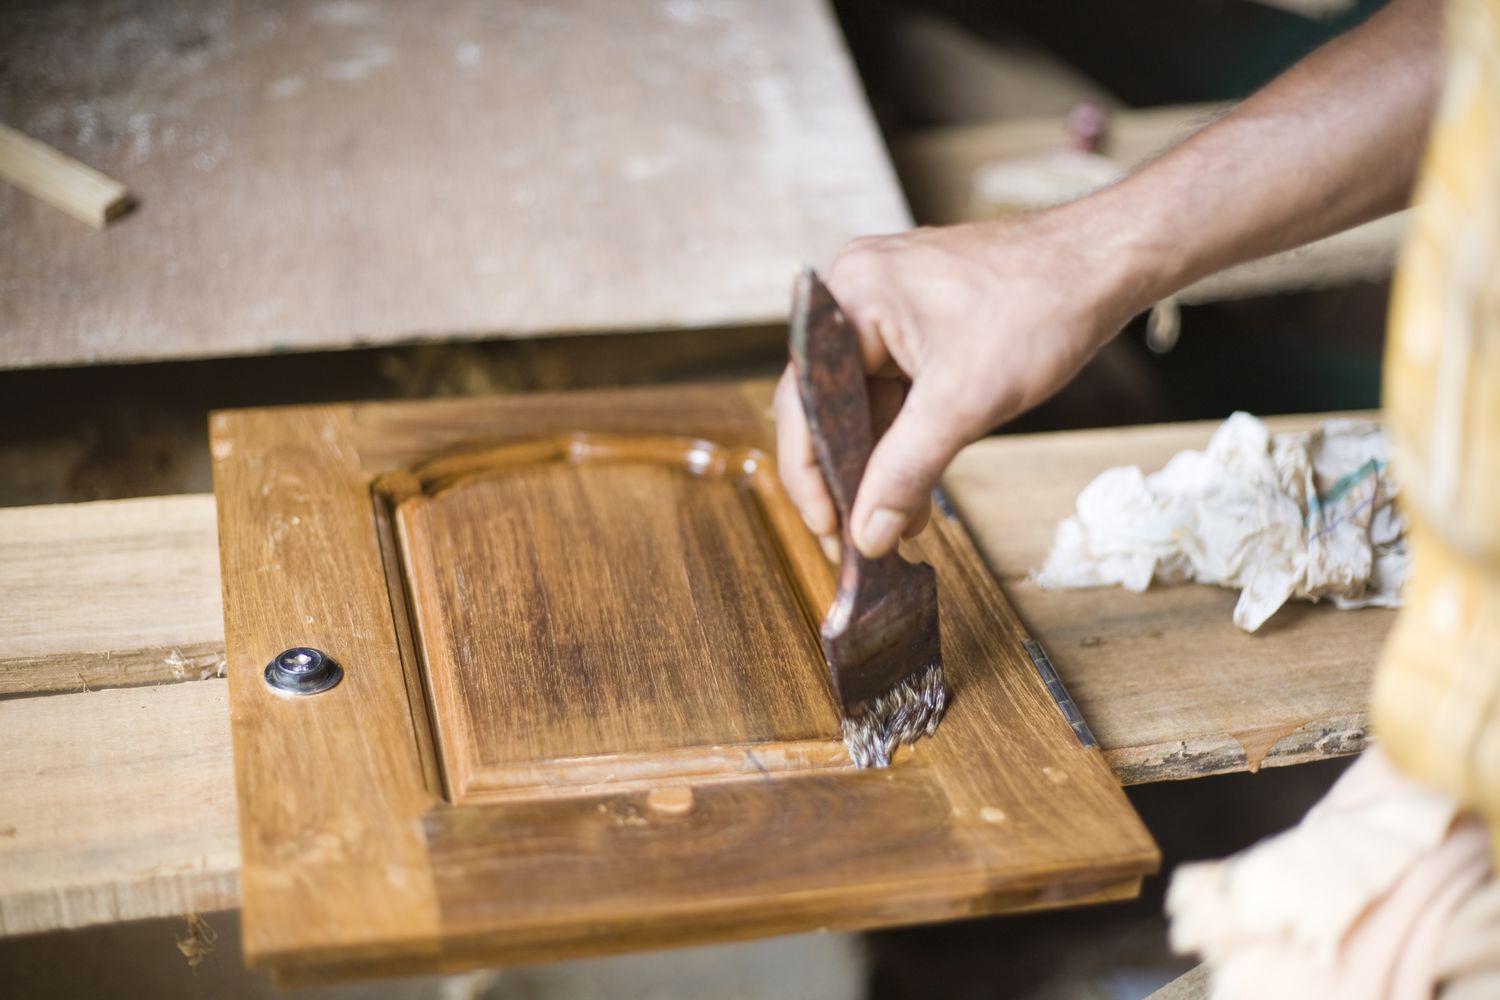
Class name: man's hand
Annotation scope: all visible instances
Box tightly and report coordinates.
[776,0,1441,560]
[775,211,1147,558]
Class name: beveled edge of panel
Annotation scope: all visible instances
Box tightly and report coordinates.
[374,432,765,503]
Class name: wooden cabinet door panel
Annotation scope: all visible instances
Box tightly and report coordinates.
[211,382,1157,984]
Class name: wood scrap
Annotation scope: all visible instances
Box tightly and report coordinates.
[0,123,131,227]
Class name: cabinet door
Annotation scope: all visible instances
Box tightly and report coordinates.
[212,381,1156,985]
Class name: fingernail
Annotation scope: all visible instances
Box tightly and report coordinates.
[818,534,842,565]
[856,507,907,558]
[801,510,833,538]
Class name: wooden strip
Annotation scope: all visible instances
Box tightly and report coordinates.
[0,681,239,936]
[212,406,445,972]
[0,495,224,697]
[0,123,131,227]
[415,773,1145,979]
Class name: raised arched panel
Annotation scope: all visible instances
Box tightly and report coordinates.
[376,435,844,800]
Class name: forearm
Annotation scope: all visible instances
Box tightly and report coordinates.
[1073,0,1444,314]
[781,0,1445,553]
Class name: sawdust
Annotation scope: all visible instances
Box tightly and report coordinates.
[175,912,218,968]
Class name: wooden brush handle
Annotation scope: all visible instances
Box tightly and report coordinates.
[789,266,873,522]
[789,266,926,624]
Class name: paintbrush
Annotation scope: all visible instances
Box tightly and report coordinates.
[789,266,947,768]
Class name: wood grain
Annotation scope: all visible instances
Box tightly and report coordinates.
[0,681,239,935]
[213,404,446,975]
[0,413,1391,939]
[212,380,1156,981]
[0,122,131,227]
[944,413,1392,782]
[0,0,908,369]
[0,495,224,696]
[384,436,841,798]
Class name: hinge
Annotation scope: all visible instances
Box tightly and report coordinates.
[1023,639,1097,749]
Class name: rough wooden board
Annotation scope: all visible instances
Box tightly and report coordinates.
[0,494,225,696]
[0,414,1390,939]
[0,0,909,370]
[212,382,1154,980]
[944,413,1392,783]
[0,681,239,936]
[894,105,1405,302]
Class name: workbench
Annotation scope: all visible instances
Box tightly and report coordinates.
[0,413,1389,939]
[0,0,907,369]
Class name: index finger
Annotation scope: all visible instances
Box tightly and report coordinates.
[774,366,838,537]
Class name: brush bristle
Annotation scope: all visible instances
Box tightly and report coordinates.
[841,663,947,768]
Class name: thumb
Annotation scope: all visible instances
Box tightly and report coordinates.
[850,379,969,558]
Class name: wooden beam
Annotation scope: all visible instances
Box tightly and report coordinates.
[0,415,1389,937]
[0,123,131,228]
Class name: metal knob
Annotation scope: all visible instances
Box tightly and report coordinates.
[264,647,343,696]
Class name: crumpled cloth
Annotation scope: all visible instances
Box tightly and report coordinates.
[1036,412,1409,631]
[1167,748,1499,1000]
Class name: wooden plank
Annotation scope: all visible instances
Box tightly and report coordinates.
[0,495,224,696]
[0,122,131,227]
[212,382,1155,980]
[944,413,1392,783]
[0,0,909,370]
[0,413,1390,938]
[0,681,239,936]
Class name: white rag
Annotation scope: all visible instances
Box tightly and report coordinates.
[1036,412,1408,631]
